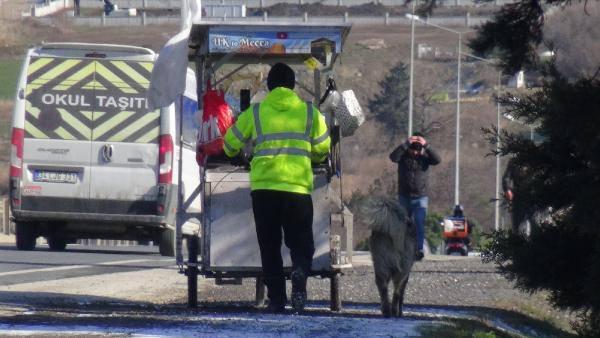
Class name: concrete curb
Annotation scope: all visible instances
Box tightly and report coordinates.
[0,234,15,245]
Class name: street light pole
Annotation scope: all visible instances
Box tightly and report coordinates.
[455,33,461,206]
[408,1,416,138]
[461,51,503,230]
[404,14,473,209]
[495,71,501,230]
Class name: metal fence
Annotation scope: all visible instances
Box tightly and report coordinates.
[78,0,515,8]
[39,12,489,27]
[77,239,148,246]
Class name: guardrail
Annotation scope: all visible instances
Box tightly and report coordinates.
[38,13,489,27]
[77,239,148,246]
[27,0,71,17]
[78,0,515,8]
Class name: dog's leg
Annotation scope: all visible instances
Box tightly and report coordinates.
[392,274,409,317]
[375,273,391,317]
[391,272,402,317]
[392,274,408,317]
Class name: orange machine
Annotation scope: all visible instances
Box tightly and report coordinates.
[442,217,470,239]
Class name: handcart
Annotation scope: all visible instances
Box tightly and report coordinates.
[177,22,355,311]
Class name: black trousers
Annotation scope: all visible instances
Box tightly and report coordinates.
[511,203,529,233]
[251,189,314,304]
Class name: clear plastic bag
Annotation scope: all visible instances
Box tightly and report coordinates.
[319,78,364,137]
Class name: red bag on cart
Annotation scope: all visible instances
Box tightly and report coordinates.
[196,82,233,164]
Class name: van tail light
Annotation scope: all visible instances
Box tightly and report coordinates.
[10,127,24,178]
[159,134,173,184]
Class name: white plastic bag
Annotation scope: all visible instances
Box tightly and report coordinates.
[319,78,365,137]
[335,89,365,137]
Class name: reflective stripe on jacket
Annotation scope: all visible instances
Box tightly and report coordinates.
[223,87,330,194]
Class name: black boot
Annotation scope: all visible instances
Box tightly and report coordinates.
[291,268,307,313]
[415,249,424,261]
[264,299,285,314]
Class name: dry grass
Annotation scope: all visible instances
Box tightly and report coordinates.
[0,0,31,45]
[0,99,12,140]
[0,23,20,48]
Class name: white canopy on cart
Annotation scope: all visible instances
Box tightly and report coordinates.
[148,0,202,110]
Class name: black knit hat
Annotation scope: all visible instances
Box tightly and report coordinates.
[267,63,295,91]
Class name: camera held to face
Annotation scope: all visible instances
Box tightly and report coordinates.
[409,142,423,151]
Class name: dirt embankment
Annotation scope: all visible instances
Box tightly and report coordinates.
[247,3,499,17]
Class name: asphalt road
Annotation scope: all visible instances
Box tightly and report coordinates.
[0,244,173,286]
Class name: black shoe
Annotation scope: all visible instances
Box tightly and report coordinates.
[265,301,285,314]
[415,250,424,261]
[291,268,307,313]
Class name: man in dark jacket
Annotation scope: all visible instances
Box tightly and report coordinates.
[102,0,115,16]
[74,0,80,16]
[389,132,441,260]
[502,157,530,234]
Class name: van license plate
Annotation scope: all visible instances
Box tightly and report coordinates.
[33,170,78,184]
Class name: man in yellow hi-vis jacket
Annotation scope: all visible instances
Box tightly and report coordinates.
[223,63,330,313]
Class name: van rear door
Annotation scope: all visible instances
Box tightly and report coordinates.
[21,56,94,210]
[88,59,159,214]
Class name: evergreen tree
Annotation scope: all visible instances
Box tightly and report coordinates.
[368,63,410,135]
[483,67,600,336]
[467,0,545,74]
[465,0,600,334]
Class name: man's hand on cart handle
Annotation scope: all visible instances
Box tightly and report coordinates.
[230,152,250,167]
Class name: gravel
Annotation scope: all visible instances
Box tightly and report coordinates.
[0,247,574,335]
[198,253,574,332]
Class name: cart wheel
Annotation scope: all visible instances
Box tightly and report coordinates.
[159,228,175,257]
[255,276,266,307]
[330,273,341,312]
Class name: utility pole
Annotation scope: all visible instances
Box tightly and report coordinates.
[407,0,416,138]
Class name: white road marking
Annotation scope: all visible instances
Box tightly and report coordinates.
[0,258,173,277]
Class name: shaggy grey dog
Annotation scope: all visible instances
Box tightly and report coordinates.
[363,196,416,317]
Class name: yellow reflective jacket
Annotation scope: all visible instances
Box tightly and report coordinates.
[223,87,330,194]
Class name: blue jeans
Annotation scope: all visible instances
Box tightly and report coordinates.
[399,196,428,251]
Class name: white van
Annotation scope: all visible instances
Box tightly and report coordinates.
[8,43,201,256]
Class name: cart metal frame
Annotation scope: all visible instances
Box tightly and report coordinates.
[176,22,354,311]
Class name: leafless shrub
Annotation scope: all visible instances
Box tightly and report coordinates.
[544,3,600,79]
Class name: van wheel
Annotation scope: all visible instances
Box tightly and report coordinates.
[159,229,175,257]
[16,222,36,251]
[48,237,67,251]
